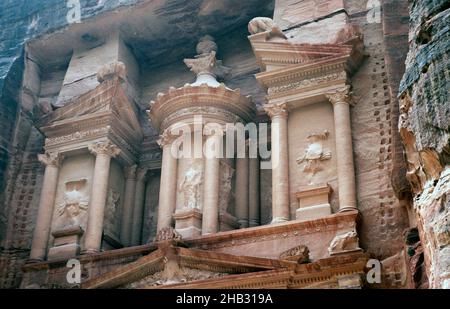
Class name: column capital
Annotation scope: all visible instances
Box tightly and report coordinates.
[157,129,178,147]
[88,141,121,157]
[325,86,353,105]
[264,102,289,119]
[124,165,137,180]
[38,152,64,167]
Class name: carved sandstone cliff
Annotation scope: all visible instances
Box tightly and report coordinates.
[399,0,450,289]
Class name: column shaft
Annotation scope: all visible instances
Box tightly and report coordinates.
[333,101,357,211]
[202,134,221,234]
[156,143,178,231]
[131,170,147,245]
[235,154,249,228]
[120,166,137,246]
[29,154,62,261]
[248,157,260,227]
[270,112,290,223]
[84,141,120,253]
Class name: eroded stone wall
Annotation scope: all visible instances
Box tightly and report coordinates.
[399,0,450,289]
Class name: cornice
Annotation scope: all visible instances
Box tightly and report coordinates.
[185,211,358,249]
[149,84,255,132]
[256,55,349,88]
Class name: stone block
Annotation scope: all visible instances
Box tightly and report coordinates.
[48,243,80,260]
[48,226,83,260]
[174,208,202,238]
[295,183,332,220]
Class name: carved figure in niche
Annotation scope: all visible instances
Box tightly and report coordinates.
[219,161,234,214]
[296,130,331,176]
[179,167,203,209]
[104,189,120,237]
[55,179,89,230]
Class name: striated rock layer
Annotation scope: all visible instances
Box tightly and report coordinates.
[399,0,450,289]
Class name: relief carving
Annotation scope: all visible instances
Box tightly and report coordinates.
[55,179,89,230]
[104,189,121,238]
[279,245,310,264]
[328,230,361,255]
[179,166,203,210]
[296,130,331,178]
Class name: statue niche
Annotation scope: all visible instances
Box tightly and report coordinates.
[54,179,89,231]
[179,166,203,210]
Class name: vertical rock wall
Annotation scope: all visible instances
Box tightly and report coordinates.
[399,0,450,289]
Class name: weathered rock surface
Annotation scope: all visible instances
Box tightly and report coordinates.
[399,0,450,288]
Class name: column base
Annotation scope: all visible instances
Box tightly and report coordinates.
[338,206,358,213]
[80,248,100,255]
[26,258,45,264]
[219,211,239,232]
[237,219,249,229]
[248,219,260,227]
[270,217,289,224]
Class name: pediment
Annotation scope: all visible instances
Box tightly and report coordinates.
[81,245,293,289]
[40,78,142,138]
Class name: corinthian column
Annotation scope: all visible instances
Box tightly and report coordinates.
[131,168,148,245]
[29,152,64,261]
[83,141,120,254]
[264,102,290,223]
[326,86,357,212]
[120,165,137,247]
[156,131,178,231]
[202,125,223,235]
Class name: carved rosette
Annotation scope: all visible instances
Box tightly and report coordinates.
[325,86,353,106]
[263,102,289,119]
[124,165,137,180]
[38,152,64,167]
[88,141,121,157]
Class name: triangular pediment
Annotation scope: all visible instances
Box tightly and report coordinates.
[81,245,294,289]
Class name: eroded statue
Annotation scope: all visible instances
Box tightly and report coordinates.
[104,189,120,237]
[219,161,234,214]
[179,167,203,209]
[297,130,332,175]
[328,230,360,255]
[55,180,89,230]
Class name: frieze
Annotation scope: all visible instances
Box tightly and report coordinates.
[45,127,111,147]
[268,72,347,95]
[160,106,244,130]
[258,63,347,88]
[192,215,357,250]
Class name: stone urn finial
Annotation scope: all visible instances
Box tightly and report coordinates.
[183,35,230,87]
